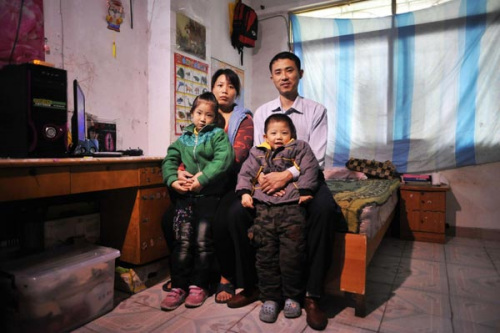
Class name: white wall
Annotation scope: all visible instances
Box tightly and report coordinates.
[43,0,255,156]
[441,162,500,231]
[250,10,289,112]
[147,0,172,156]
[44,0,150,152]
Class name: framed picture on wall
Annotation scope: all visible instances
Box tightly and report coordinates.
[175,12,206,60]
[174,53,209,136]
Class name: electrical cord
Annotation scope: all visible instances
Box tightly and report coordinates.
[259,14,291,51]
[8,0,25,64]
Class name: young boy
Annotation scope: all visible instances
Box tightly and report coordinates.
[235,114,319,323]
[161,92,234,310]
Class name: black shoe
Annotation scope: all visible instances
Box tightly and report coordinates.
[304,297,327,330]
[227,287,259,308]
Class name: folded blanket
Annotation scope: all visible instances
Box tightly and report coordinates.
[326,179,401,233]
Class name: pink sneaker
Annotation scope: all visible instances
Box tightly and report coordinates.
[161,288,187,311]
[185,285,208,308]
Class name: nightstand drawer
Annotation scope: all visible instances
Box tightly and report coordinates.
[399,184,450,244]
[401,190,445,212]
[400,190,419,209]
[417,211,445,233]
[420,192,445,211]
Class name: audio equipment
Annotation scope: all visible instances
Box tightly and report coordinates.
[0,63,68,158]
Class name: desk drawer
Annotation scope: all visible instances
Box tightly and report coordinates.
[0,166,70,201]
[120,187,170,264]
[140,165,163,186]
[71,164,139,193]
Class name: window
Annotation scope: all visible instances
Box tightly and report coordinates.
[295,0,454,19]
[290,0,500,172]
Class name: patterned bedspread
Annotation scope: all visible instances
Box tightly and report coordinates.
[326,179,401,233]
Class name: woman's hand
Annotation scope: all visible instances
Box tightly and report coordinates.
[171,180,189,194]
[241,193,254,208]
[188,172,204,192]
[177,169,195,187]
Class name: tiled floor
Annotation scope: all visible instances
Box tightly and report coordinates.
[73,236,500,333]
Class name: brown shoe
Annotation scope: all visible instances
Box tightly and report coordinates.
[227,287,260,308]
[304,297,327,331]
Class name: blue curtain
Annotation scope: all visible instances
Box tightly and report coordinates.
[291,0,500,173]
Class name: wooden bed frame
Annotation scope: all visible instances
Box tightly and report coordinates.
[324,208,396,317]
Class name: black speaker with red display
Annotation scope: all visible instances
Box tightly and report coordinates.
[0,63,68,158]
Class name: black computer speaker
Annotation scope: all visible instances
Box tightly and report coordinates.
[0,63,68,158]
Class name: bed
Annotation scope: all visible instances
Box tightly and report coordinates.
[322,168,401,317]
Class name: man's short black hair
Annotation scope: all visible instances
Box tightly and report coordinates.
[264,114,297,139]
[269,51,301,73]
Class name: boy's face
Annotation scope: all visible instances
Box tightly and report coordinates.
[192,101,216,131]
[270,58,303,98]
[264,120,292,150]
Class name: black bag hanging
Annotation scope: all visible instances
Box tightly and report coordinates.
[231,0,258,65]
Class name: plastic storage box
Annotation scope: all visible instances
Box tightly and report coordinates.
[0,244,120,333]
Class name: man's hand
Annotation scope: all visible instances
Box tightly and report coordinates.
[299,195,313,205]
[258,170,293,195]
[241,193,254,208]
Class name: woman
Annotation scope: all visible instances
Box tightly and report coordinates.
[210,68,254,303]
[163,68,254,304]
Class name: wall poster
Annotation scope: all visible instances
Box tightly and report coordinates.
[211,58,245,107]
[174,52,209,136]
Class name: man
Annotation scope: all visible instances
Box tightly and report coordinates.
[230,51,337,331]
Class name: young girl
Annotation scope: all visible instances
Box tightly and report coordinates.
[161,92,234,310]
[236,114,319,323]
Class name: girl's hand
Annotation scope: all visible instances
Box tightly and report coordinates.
[241,193,254,208]
[177,169,193,181]
[177,170,194,187]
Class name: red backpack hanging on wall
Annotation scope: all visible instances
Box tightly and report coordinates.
[231,0,258,65]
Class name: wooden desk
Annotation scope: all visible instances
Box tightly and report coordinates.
[0,157,170,264]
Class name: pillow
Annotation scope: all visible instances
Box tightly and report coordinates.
[345,158,399,180]
[323,167,368,180]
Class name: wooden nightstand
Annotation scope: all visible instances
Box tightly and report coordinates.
[399,184,450,243]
